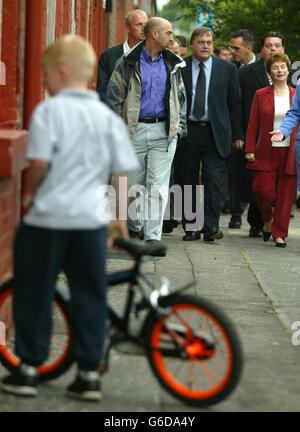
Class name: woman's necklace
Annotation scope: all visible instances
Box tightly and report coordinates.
[274,85,289,96]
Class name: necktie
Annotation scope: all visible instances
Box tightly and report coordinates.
[193,62,206,119]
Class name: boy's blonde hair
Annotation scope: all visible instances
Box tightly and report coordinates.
[41,35,96,81]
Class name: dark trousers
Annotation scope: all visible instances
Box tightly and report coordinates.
[228,146,246,221]
[13,224,107,371]
[181,123,227,232]
[247,202,264,230]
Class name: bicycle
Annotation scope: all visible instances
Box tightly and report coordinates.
[0,238,243,407]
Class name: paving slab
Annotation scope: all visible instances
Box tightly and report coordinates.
[1,210,300,412]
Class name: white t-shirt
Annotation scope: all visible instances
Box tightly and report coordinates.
[24,88,138,229]
[273,95,291,147]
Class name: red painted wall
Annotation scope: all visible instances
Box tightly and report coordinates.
[0,0,110,285]
[0,0,27,285]
[0,0,24,128]
[0,0,155,285]
[0,130,27,284]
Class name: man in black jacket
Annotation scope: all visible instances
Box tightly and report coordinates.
[179,27,244,242]
[96,9,148,103]
[227,29,257,229]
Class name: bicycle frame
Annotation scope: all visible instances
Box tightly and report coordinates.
[106,256,154,338]
[98,253,198,375]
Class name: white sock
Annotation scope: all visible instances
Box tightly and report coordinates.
[20,363,38,376]
[78,370,99,381]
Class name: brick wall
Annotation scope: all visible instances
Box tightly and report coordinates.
[0,0,27,285]
[0,0,156,286]
[0,130,27,285]
[0,0,111,286]
[0,0,25,128]
[0,177,15,284]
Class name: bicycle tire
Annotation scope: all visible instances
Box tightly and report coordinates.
[0,284,73,381]
[144,294,243,407]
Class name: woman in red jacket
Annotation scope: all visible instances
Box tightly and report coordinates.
[245,53,297,248]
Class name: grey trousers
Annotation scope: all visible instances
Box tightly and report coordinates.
[128,122,177,240]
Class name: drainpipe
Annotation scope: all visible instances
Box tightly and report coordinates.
[23,0,44,129]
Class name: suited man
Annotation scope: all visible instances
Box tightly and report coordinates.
[238,31,294,237]
[230,29,257,68]
[180,27,243,242]
[227,29,257,229]
[96,9,148,103]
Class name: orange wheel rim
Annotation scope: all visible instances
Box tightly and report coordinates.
[151,303,234,400]
[0,288,71,373]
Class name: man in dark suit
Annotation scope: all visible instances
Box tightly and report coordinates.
[180,27,243,242]
[230,29,257,69]
[227,29,257,229]
[96,9,148,103]
[238,31,293,237]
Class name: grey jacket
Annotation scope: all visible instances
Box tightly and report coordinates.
[107,41,187,144]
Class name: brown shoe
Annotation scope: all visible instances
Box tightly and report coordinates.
[203,230,223,242]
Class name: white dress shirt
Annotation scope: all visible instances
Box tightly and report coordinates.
[189,55,212,122]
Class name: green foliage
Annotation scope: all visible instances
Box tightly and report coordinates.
[158,0,300,62]
[157,0,197,38]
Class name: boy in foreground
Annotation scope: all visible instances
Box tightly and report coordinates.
[0,35,138,401]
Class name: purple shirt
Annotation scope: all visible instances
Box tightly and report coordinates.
[139,46,167,118]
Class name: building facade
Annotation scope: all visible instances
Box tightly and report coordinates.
[0,0,156,286]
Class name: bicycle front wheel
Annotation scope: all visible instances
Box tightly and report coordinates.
[0,284,73,381]
[145,295,243,407]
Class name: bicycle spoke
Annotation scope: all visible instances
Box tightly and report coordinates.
[196,358,223,385]
[0,289,71,378]
[51,336,67,348]
[147,295,242,406]
[184,360,201,390]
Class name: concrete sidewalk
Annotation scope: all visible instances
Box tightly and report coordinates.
[1,209,300,412]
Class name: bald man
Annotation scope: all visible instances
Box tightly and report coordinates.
[107,18,187,253]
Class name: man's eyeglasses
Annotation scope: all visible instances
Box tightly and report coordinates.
[198,40,213,46]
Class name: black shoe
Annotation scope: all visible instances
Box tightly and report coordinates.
[182,231,201,241]
[129,229,144,240]
[1,365,38,397]
[228,219,241,229]
[145,240,167,256]
[262,229,272,242]
[221,206,231,214]
[67,373,101,401]
[297,197,300,209]
[274,238,286,248]
[220,202,231,214]
[249,226,262,238]
[203,230,223,242]
[162,220,178,234]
